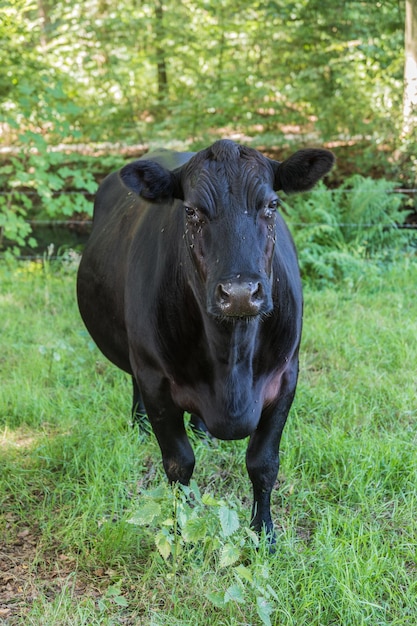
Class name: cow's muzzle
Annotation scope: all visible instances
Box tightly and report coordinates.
[214,279,269,317]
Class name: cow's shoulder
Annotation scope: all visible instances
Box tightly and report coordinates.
[92,171,129,223]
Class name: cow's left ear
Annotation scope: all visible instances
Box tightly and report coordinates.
[120,160,184,200]
[271,149,335,194]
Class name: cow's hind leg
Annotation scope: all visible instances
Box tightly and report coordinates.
[131,377,151,434]
[246,367,298,547]
[189,413,213,440]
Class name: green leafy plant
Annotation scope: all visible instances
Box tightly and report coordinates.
[127,480,281,625]
[287,175,413,285]
[0,1,409,149]
[0,134,125,254]
[127,481,250,563]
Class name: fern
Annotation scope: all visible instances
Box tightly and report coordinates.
[285,176,413,285]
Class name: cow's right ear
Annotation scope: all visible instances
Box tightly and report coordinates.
[120,160,184,201]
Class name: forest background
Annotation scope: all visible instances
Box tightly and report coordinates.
[1,0,417,256]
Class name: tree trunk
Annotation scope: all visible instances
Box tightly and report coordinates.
[403,0,417,135]
[37,0,51,47]
[154,0,168,104]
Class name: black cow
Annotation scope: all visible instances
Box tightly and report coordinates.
[77,139,334,543]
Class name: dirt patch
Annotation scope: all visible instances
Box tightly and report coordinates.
[0,515,100,623]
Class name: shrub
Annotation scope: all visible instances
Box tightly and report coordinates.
[0,135,124,255]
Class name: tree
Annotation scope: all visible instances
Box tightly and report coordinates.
[1,0,414,254]
[403,0,417,135]
[154,0,168,105]
[0,0,407,144]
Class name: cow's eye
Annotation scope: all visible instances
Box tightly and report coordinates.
[262,199,278,219]
[185,205,198,220]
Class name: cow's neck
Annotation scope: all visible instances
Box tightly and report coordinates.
[207,316,257,385]
[212,319,256,366]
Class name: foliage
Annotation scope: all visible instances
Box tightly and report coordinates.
[286,175,414,285]
[0,147,124,254]
[1,148,414,273]
[2,0,415,254]
[1,259,417,624]
[127,481,279,624]
[0,0,406,145]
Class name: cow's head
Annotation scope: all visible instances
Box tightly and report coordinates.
[120,140,334,319]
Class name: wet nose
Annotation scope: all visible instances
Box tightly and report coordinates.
[215,280,264,317]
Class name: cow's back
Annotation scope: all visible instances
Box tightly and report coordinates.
[140,149,195,171]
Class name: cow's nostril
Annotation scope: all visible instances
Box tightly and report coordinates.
[251,282,263,302]
[217,283,231,304]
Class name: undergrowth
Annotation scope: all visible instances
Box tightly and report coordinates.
[287,175,414,286]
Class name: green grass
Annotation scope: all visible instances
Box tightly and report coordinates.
[1,256,417,625]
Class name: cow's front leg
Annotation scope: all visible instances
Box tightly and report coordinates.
[144,399,195,486]
[246,370,298,544]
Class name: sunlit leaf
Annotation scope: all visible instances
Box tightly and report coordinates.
[218,505,239,537]
[206,591,226,608]
[256,596,274,626]
[224,583,245,604]
[127,501,161,526]
[234,564,253,584]
[155,530,172,560]
[219,543,241,567]
[182,517,207,542]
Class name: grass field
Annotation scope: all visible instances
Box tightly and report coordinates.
[1,255,416,625]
